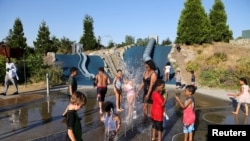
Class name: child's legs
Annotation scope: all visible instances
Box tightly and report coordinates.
[119,93,123,109]
[157,131,162,141]
[244,103,248,115]
[184,133,188,141]
[127,95,134,118]
[155,121,163,141]
[114,90,121,110]
[151,121,156,140]
[233,103,241,114]
[188,132,193,141]
[183,124,194,141]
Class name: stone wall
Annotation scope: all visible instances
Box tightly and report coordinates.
[229,39,250,48]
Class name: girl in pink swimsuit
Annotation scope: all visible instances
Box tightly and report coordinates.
[123,77,136,122]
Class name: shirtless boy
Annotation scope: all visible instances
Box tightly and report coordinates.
[95,67,111,114]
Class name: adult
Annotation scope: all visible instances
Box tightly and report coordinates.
[95,67,110,114]
[137,59,157,123]
[1,57,19,96]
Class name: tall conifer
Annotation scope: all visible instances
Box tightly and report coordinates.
[176,0,211,45]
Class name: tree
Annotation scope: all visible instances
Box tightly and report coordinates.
[8,18,27,51]
[209,0,233,42]
[135,38,148,46]
[176,0,211,45]
[161,37,172,45]
[80,15,97,51]
[33,21,53,55]
[125,35,135,45]
[58,37,74,54]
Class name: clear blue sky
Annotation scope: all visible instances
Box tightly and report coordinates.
[0,0,249,47]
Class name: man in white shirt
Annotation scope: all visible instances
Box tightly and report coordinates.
[1,57,19,96]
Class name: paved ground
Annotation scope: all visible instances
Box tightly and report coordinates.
[0,84,246,141]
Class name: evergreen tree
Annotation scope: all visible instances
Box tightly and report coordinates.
[33,21,52,55]
[58,37,74,54]
[125,35,135,45]
[176,0,211,45]
[3,29,13,47]
[9,18,27,50]
[136,38,148,46]
[80,15,97,51]
[161,37,172,45]
[209,0,233,42]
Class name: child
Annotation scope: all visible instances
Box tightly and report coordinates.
[162,88,169,121]
[163,62,171,82]
[229,77,250,116]
[113,69,123,112]
[175,85,196,141]
[100,101,121,141]
[63,67,78,117]
[151,79,165,141]
[123,77,136,122]
[175,70,182,89]
[190,70,195,86]
[190,70,197,91]
[66,91,87,141]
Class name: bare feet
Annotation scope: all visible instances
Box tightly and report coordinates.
[117,109,122,112]
[232,111,238,115]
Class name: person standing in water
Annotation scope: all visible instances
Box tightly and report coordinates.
[123,77,136,121]
[62,67,78,117]
[113,69,123,112]
[100,101,121,141]
[175,85,196,141]
[151,79,165,141]
[137,59,157,123]
[229,77,250,116]
[95,67,110,114]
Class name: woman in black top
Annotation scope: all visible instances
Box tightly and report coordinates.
[137,60,157,123]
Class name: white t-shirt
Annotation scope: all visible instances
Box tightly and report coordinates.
[164,65,171,73]
[6,62,18,79]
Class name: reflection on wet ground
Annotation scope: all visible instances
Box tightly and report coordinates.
[0,87,249,141]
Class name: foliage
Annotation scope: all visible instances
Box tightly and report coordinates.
[80,15,98,51]
[161,37,172,45]
[186,61,199,72]
[197,53,250,89]
[135,38,149,46]
[176,0,211,45]
[57,37,73,54]
[6,18,28,52]
[125,35,135,45]
[209,0,233,42]
[0,56,6,83]
[33,21,57,55]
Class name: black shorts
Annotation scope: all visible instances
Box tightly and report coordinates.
[152,120,163,131]
[97,87,107,102]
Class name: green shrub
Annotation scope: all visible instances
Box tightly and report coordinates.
[214,52,227,61]
[186,61,199,72]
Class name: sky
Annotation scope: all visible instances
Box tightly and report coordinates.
[0,0,249,47]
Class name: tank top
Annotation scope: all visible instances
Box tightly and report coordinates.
[183,96,196,125]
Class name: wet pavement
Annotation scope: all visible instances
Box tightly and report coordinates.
[0,85,249,141]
